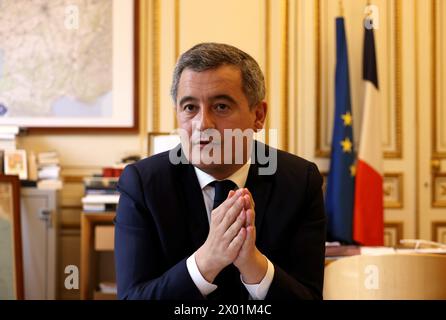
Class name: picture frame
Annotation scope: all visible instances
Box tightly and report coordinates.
[383,173,404,209]
[0,0,139,133]
[4,149,28,180]
[147,132,181,156]
[0,174,24,300]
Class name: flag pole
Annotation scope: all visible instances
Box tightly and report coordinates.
[338,0,344,16]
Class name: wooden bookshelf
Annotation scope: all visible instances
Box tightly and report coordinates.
[80,212,116,300]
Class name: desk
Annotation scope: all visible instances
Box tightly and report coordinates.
[323,253,446,299]
[80,212,115,300]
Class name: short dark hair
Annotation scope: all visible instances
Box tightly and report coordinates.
[171,42,265,107]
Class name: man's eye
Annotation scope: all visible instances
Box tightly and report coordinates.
[215,104,229,112]
[183,104,197,112]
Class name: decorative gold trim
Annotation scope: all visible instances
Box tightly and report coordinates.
[293,0,298,153]
[138,0,149,149]
[384,0,403,158]
[152,0,161,132]
[315,0,403,158]
[265,0,270,145]
[432,172,446,207]
[431,222,446,242]
[174,0,180,61]
[173,0,180,130]
[414,0,420,239]
[432,0,438,156]
[281,0,289,151]
[315,0,326,157]
[432,0,445,157]
[383,172,404,209]
[384,222,404,247]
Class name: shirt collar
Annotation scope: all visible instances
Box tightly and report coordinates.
[193,160,251,190]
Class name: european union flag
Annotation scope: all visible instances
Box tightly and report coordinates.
[325,17,355,244]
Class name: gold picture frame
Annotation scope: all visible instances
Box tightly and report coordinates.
[0,0,139,133]
[0,174,24,300]
[383,173,404,209]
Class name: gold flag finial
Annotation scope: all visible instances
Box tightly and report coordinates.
[339,0,344,16]
[365,0,373,18]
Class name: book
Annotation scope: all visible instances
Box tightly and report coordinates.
[83,203,117,212]
[0,133,16,140]
[37,166,61,179]
[0,125,19,134]
[98,282,117,294]
[38,151,58,160]
[84,177,119,189]
[27,152,38,181]
[37,179,63,190]
[81,194,120,204]
[38,158,60,166]
[85,188,119,195]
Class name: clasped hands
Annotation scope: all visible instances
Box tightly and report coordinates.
[195,188,268,285]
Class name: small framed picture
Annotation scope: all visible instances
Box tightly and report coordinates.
[4,150,28,180]
[147,132,181,156]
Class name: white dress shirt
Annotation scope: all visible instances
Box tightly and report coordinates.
[185,161,275,300]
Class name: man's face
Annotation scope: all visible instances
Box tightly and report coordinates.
[175,65,266,174]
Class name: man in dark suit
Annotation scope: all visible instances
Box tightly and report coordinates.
[115,43,326,300]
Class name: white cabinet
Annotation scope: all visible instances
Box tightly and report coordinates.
[20,188,58,300]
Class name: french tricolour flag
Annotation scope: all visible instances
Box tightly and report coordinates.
[353,18,384,246]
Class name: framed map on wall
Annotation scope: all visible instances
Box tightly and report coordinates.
[0,0,138,132]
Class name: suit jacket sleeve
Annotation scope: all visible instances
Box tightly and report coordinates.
[266,162,326,300]
[114,164,204,300]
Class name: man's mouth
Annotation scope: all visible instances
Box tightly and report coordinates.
[197,140,212,149]
[199,140,211,146]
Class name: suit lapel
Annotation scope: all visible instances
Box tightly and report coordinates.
[245,154,273,237]
[177,162,210,251]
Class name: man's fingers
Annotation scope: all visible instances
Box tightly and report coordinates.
[245,225,256,244]
[211,190,242,224]
[228,227,246,252]
[239,188,255,211]
[223,210,246,243]
[245,208,255,227]
[221,196,245,229]
[217,189,243,212]
[242,194,250,210]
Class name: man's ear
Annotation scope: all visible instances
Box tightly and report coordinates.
[254,101,267,132]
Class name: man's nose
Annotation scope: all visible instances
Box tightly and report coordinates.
[197,108,214,131]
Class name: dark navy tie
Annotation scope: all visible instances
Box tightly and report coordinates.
[208,179,244,300]
[212,180,237,210]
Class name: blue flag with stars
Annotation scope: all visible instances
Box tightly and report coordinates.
[325,17,355,244]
